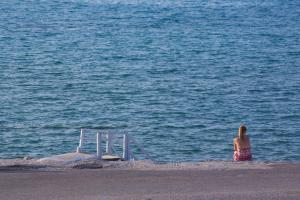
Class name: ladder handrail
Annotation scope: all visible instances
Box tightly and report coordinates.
[129,136,153,161]
[76,129,152,161]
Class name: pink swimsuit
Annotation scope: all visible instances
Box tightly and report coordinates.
[234,148,252,161]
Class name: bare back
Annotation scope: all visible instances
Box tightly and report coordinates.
[234,136,251,151]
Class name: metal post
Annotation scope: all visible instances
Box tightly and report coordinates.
[123,133,129,161]
[96,132,102,160]
[77,129,84,153]
[106,133,113,155]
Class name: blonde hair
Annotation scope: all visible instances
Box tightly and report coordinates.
[238,125,247,140]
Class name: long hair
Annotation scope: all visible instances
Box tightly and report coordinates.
[238,125,247,140]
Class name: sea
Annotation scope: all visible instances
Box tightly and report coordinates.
[0,0,299,162]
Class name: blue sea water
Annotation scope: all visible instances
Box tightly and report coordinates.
[0,0,299,162]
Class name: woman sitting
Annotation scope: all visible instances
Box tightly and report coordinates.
[233,125,252,161]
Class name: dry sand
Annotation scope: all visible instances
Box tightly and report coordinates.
[0,161,300,200]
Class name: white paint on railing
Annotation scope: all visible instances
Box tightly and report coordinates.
[96,132,102,160]
[106,133,113,155]
[76,129,84,153]
[123,133,129,161]
[76,130,151,162]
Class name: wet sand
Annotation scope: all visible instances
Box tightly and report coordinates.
[0,163,300,200]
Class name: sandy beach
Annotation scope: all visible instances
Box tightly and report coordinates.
[0,162,300,200]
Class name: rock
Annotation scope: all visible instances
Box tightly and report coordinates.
[23,156,33,160]
[71,161,103,169]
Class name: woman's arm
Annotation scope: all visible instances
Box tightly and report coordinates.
[247,136,251,149]
[233,138,237,151]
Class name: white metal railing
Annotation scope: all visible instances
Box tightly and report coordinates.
[76,129,151,161]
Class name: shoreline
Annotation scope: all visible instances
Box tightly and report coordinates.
[0,156,286,171]
[1,152,299,171]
